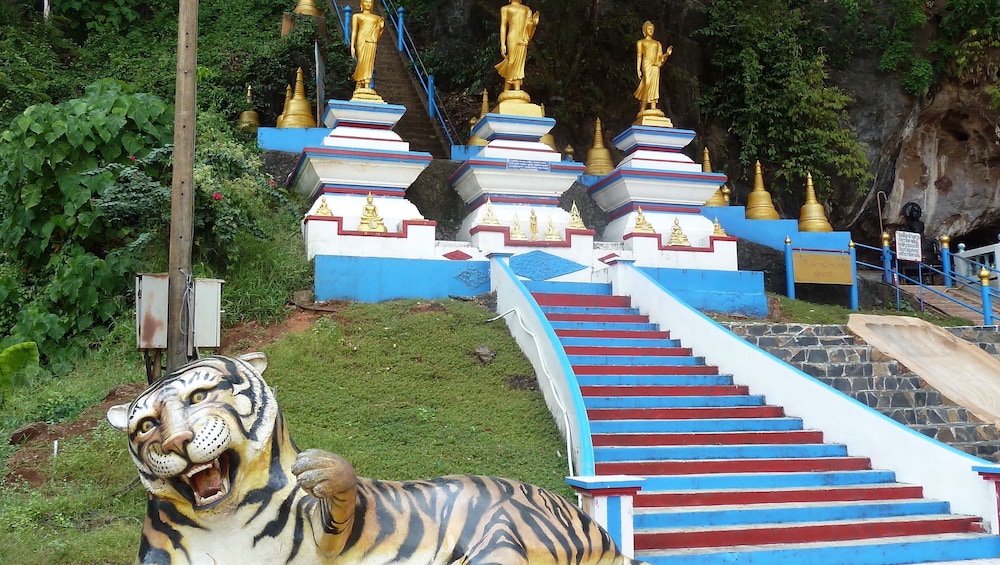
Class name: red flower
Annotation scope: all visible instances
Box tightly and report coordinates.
[211,192,223,201]
[129,155,137,162]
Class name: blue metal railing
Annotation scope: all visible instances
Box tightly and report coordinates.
[854,239,998,325]
[328,0,461,147]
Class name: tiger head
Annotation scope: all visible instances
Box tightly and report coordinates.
[107,353,279,512]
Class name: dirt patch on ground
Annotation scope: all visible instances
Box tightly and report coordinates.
[4,306,333,488]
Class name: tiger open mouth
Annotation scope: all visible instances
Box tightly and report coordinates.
[177,452,232,507]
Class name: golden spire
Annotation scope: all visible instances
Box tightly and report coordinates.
[237,85,260,134]
[667,218,691,246]
[543,217,563,241]
[745,161,780,220]
[712,218,728,237]
[723,185,731,203]
[633,207,656,233]
[539,104,558,151]
[357,192,387,232]
[480,89,490,118]
[315,196,333,216]
[509,213,528,240]
[568,202,587,230]
[469,90,491,146]
[585,118,615,176]
[798,173,833,232]
[481,198,501,225]
[564,145,575,161]
[281,68,317,128]
[276,84,292,128]
[293,0,322,17]
[702,147,727,207]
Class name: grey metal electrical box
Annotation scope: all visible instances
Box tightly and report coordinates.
[136,273,224,352]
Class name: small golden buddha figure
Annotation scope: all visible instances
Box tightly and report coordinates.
[529,209,539,240]
[633,207,656,233]
[568,202,587,230]
[667,218,691,246]
[315,196,333,216]
[712,218,728,237]
[495,0,539,101]
[351,0,385,98]
[634,21,673,125]
[510,213,528,240]
[543,217,563,241]
[358,192,387,232]
[482,198,501,225]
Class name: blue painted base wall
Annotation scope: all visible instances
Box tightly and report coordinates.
[640,267,769,317]
[314,256,491,302]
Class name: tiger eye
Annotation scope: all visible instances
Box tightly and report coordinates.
[190,391,208,404]
[139,420,155,433]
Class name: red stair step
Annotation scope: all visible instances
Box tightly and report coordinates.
[556,329,671,339]
[546,313,649,323]
[565,346,692,356]
[587,406,784,420]
[596,457,872,475]
[635,484,925,507]
[574,365,719,375]
[581,385,749,397]
[591,430,823,446]
[635,515,984,550]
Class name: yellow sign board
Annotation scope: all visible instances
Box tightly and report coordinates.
[793,252,853,285]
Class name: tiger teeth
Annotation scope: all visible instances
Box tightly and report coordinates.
[185,463,212,478]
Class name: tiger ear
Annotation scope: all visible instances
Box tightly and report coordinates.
[107,404,129,432]
[239,352,268,375]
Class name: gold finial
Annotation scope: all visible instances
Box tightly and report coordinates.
[798,173,833,232]
[357,192,387,232]
[509,213,528,240]
[237,85,260,134]
[481,198,501,225]
[293,0,322,17]
[529,209,539,240]
[882,232,890,247]
[543,216,563,241]
[480,89,490,118]
[315,196,333,217]
[702,147,712,172]
[723,185,731,204]
[585,118,614,176]
[785,236,792,245]
[633,207,656,233]
[281,68,317,128]
[495,0,539,104]
[564,145,575,161]
[745,160,780,220]
[667,218,691,246]
[712,218,728,237]
[568,202,587,230]
[276,84,292,128]
[702,147,728,207]
[539,104,558,151]
[981,267,992,286]
[940,235,951,249]
[849,240,855,248]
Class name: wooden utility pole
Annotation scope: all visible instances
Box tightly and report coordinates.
[166,0,199,373]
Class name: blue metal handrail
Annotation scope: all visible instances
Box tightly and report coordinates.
[854,239,997,324]
[328,0,461,147]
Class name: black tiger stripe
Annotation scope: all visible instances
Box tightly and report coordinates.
[339,484,368,554]
[242,414,291,526]
[253,486,297,547]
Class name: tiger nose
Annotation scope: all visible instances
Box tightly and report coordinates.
[161,430,194,455]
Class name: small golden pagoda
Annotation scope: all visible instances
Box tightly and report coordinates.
[279,68,317,128]
[543,217,563,241]
[469,90,490,147]
[702,148,727,207]
[357,192,387,233]
[633,207,656,233]
[745,161,780,220]
[667,218,691,246]
[798,173,833,232]
[568,202,587,230]
[293,0,322,16]
[237,85,260,135]
[585,118,614,176]
[276,85,292,128]
[539,104,558,151]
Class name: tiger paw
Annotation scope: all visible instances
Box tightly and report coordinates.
[292,449,357,501]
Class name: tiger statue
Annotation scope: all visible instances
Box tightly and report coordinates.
[107,353,649,565]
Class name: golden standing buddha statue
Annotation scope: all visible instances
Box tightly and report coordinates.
[495,0,539,103]
[634,21,673,126]
[350,0,385,100]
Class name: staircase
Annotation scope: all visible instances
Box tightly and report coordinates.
[526,281,1000,565]
[371,7,450,158]
[722,323,1000,463]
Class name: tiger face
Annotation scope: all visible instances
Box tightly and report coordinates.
[107,353,278,512]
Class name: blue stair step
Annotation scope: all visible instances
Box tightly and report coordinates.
[588,417,806,434]
[594,443,849,463]
[575,374,735,387]
[583,395,765,409]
